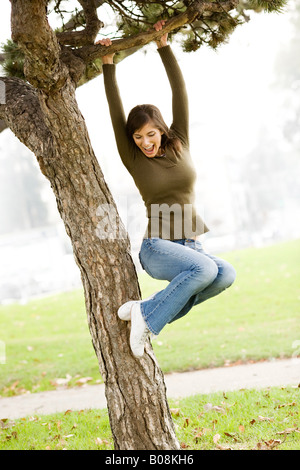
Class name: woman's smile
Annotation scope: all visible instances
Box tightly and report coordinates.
[143,144,155,156]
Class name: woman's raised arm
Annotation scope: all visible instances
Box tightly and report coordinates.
[153,21,189,148]
[97,39,134,171]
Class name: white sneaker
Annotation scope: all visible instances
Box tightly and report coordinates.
[117,291,158,321]
[130,303,150,358]
[118,300,136,321]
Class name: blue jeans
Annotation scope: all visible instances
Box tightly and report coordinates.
[138,238,236,336]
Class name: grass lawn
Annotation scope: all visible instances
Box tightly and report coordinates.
[1,237,299,397]
[1,386,299,450]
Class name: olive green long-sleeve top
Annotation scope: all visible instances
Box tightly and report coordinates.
[102,45,208,240]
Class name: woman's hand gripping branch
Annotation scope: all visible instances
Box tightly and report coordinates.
[95,38,114,64]
[153,20,168,48]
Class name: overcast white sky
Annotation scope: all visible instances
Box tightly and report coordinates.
[0,1,295,241]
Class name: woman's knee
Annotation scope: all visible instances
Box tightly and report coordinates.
[192,257,218,287]
[221,262,236,288]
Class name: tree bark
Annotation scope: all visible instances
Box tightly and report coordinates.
[2,0,180,449]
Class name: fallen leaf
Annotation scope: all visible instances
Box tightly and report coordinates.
[239,425,245,433]
[276,402,296,409]
[0,419,16,429]
[215,443,232,450]
[95,437,109,446]
[204,403,225,413]
[51,375,72,386]
[183,417,190,428]
[276,427,299,435]
[28,416,39,422]
[264,439,283,449]
[213,433,221,443]
[224,432,240,442]
[258,415,274,422]
[193,432,203,443]
[180,442,190,449]
[76,377,93,385]
[212,419,218,430]
[170,408,181,417]
[255,437,286,450]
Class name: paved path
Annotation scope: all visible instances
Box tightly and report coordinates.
[1,358,299,420]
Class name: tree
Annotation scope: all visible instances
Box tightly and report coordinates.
[0,0,287,450]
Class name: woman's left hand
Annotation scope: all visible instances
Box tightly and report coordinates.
[95,38,115,64]
[154,20,168,48]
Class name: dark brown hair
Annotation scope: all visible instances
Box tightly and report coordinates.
[126,104,182,153]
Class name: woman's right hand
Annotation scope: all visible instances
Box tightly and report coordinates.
[95,38,115,64]
[153,20,168,48]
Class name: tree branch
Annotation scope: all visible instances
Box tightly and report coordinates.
[56,0,103,46]
[57,0,105,32]
[77,45,142,86]
[0,76,55,159]
[75,0,239,63]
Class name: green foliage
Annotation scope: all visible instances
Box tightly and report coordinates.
[182,35,202,52]
[247,0,289,13]
[181,12,242,52]
[1,40,25,79]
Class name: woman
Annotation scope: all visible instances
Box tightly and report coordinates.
[98,21,236,358]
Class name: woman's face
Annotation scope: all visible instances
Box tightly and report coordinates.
[132,121,163,158]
